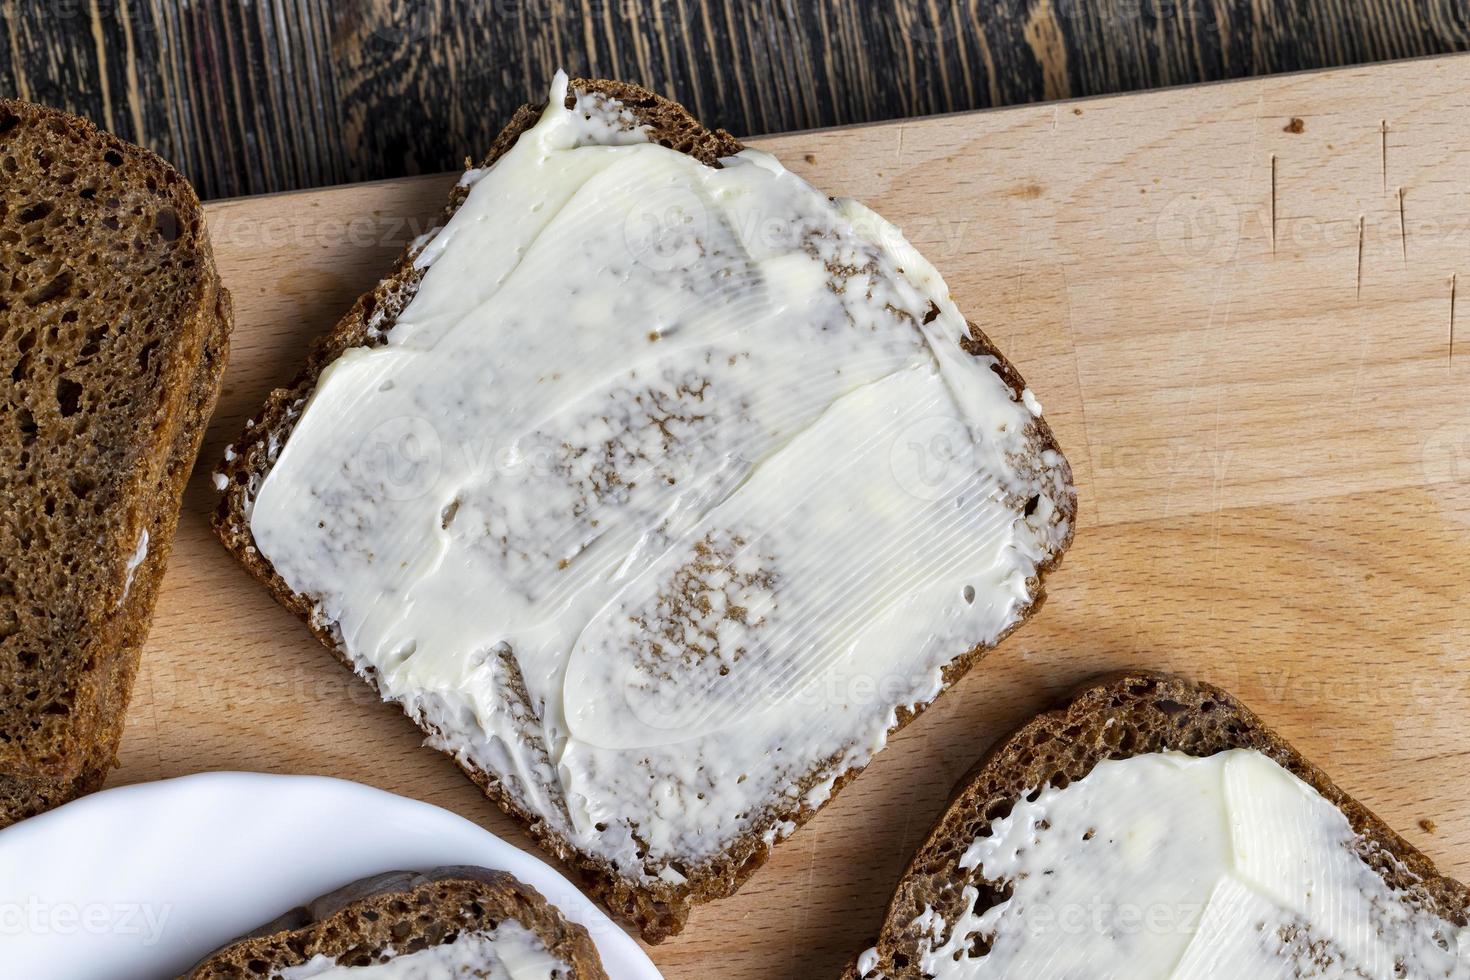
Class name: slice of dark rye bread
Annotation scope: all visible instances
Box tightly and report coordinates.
[181,867,609,979]
[0,99,231,826]
[211,78,1075,942]
[842,671,1470,979]
[0,314,227,824]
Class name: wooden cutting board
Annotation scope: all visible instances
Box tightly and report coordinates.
[114,55,1470,978]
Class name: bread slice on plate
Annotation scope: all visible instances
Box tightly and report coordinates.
[213,72,1075,941]
[845,671,1470,978]
[0,100,231,827]
[181,866,607,979]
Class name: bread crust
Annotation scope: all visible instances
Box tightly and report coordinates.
[842,670,1470,979]
[212,78,1075,942]
[0,98,232,816]
[181,866,608,980]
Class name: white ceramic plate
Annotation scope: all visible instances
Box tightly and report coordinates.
[0,772,661,979]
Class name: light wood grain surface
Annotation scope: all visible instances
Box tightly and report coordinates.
[113,55,1470,979]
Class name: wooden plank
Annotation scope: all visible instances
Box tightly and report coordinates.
[3,1,1469,198]
[113,55,1470,978]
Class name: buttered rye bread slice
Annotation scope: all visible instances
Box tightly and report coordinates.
[182,867,607,979]
[847,672,1470,979]
[214,73,1074,941]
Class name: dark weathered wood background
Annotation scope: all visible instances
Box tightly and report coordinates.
[3,0,1468,198]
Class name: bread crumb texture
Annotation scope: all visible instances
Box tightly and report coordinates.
[0,99,229,824]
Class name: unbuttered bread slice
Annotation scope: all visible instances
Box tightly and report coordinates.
[182,867,608,979]
[0,100,230,826]
[213,77,1075,942]
[845,672,1470,978]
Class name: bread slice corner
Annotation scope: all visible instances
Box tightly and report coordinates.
[843,670,1470,978]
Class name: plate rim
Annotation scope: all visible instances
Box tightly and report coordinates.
[0,770,661,979]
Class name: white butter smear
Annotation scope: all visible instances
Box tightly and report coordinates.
[277,922,565,980]
[900,750,1469,980]
[117,528,149,607]
[249,71,1070,882]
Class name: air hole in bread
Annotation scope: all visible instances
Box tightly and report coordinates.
[78,324,106,358]
[18,201,53,224]
[55,377,82,416]
[22,270,73,306]
[16,407,37,443]
[136,339,159,372]
[67,472,96,499]
[154,207,179,242]
[984,798,1014,823]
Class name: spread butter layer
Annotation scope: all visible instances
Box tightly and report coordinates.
[249,72,1070,881]
[277,922,565,979]
[884,750,1469,979]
